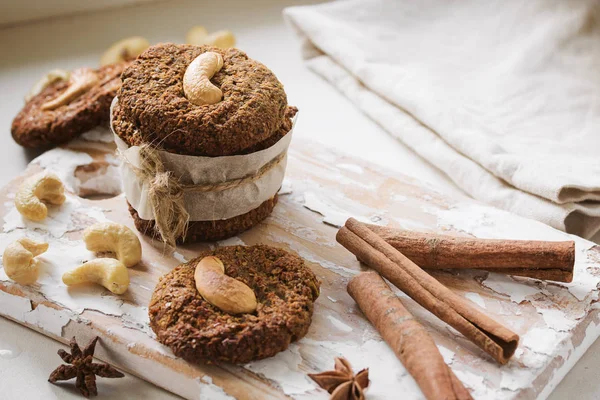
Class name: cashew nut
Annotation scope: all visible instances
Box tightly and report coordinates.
[186,26,208,44]
[83,222,142,268]
[194,256,257,314]
[62,258,129,294]
[100,36,150,66]
[15,172,66,221]
[41,68,99,111]
[186,26,236,49]
[183,52,224,106]
[25,69,70,102]
[3,238,49,285]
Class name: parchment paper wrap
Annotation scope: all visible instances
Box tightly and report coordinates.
[111,98,294,222]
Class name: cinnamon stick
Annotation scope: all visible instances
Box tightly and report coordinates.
[348,271,472,400]
[337,218,519,364]
[367,224,575,282]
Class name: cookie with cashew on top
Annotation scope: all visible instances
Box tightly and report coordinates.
[113,43,298,243]
[11,62,127,148]
[149,245,320,364]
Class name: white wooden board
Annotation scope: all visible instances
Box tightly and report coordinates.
[0,135,599,399]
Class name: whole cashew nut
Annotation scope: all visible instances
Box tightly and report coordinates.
[186,26,208,44]
[15,172,66,221]
[100,36,150,66]
[62,258,129,294]
[41,68,98,111]
[186,26,236,49]
[206,31,236,49]
[183,52,224,106]
[3,238,49,285]
[194,256,257,314]
[83,222,142,268]
[25,69,70,102]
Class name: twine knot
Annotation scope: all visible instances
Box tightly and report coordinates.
[134,145,189,247]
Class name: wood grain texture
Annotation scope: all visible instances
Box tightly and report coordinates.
[0,138,599,400]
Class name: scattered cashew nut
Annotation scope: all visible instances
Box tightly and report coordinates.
[194,256,257,314]
[186,26,208,44]
[186,26,236,49]
[15,172,66,221]
[62,258,129,294]
[183,52,224,106]
[41,68,99,111]
[3,238,49,285]
[25,69,70,102]
[100,36,150,66]
[83,222,142,268]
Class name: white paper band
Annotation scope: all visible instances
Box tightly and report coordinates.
[111,97,294,222]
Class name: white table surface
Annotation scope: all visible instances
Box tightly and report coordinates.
[0,1,597,399]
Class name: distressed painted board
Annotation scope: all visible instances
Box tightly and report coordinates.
[0,134,599,400]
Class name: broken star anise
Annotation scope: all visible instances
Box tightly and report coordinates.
[308,357,370,400]
[48,336,124,398]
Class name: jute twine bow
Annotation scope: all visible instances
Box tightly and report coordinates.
[119,143,286,248]
[136,144,190,248]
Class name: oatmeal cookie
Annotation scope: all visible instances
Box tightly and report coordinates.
[114,43,292,156]
[149,245,320,364]
[115,43,296,243]
[11,63,126,148]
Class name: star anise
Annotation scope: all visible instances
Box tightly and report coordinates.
[48,336,124,398]
[308,357,370,400]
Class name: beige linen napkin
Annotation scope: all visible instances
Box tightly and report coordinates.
[285,0,600,238]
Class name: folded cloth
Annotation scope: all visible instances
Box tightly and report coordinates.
[285,0,600,238]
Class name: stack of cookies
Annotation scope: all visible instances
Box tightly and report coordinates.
[112,44,298,243]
